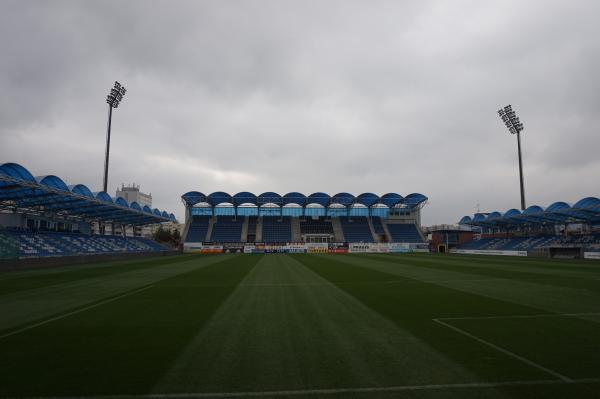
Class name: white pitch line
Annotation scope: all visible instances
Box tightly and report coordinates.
[0,285,154,340]
[432,318,573,382]
[158,280,408,288]
[436,312,600,321]
[8,378,600,399]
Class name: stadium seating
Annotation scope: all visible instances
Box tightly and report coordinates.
[210,216,244,243]
[386,223,424,243]
[185,216,210,242]
[458,234,600,251]
[339,217,374,242]
[247,216,258,235]
[300,218,334,235]
[0,230,168,258]
[262,216,292,243]
[371,217,386,235]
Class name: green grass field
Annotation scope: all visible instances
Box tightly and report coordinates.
[1,253,600,398]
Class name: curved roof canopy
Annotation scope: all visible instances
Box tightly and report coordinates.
[459,197,600,226]
[356,192,380,207]
[546,201,570,212]
[380,193,404,208]
[37,175,70,192]
[70,184,95,199]
[458,216,472,225]
[574,197,600,209]
[0,162,36,183]
[96,192,114,203]
[331,192,355,206]
[283,192,306,206]
[182,191,207,207]
[115,197,130,208]
[233,191,257,206]
[208,191,232,206]
[487,211,502,220]
[0,162,175,225]
[258,192,282,205]
[183,191,427,210]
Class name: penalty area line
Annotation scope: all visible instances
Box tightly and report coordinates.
[436,312,600,321]
[0,285,154,340]
[432,318,573,382]
[7,379,600,399]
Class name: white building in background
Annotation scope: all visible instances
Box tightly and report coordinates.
[116,184,152,208]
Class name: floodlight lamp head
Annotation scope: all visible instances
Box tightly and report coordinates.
[106,81,126,108]
[498,104,524,134]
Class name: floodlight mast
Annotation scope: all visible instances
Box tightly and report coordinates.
[103,81,126,193]
[497,105,526,210]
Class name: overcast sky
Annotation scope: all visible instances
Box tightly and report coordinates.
[1,0,599,224]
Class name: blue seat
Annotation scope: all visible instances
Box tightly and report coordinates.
[262,216,291,243]
[339,217,374,242]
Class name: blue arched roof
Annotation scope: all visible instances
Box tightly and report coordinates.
[460,198,600,226]
[95,191,113,203]
[473,213,487,222]
[459,216,472,225]
[574,197,600,209]
[36,175,69,192]
[356,192,379,207]
[504,209,521,218]
[523,205,544,215]
[182,191,426,209]
[153,208,162,216]
[161,211,169,218]
[258,192,282,205]
[130,201,141,211]
[1,161,175,224]
[115,197,129,208]
[70,184,94,198]
[404,193,428,206]
[182,191,207,206]
[283,192,306,206]
[331,192,355,206]
[307,192,330,207]
[170,213,176,220]
[487,211,502,219]
[143,205,153,214]
[233,192,257,206]
[380,193,403,208]
[0,162,36,182]
[546,201,570,212]
[208,191,232,206]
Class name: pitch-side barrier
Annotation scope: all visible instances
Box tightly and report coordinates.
[450,249,528,257]
[183,242,429,254]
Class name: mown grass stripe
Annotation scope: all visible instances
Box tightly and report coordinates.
[0,284,154,340]
[0,255,261,398]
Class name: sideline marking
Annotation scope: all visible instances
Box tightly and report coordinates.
[7,378,600,399]
[436,312,600,321]
[0,285,154,340]
[432,318,573,382]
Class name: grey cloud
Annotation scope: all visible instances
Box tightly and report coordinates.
[1,0,599,224]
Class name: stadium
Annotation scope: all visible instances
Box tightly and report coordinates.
[2,157,600,398]
[2,2,600,399]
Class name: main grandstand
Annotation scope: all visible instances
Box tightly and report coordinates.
[456,197,600,258]
[0,162,176,260]
[181,191,428,247]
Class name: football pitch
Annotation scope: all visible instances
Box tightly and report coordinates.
[1,253,600,398]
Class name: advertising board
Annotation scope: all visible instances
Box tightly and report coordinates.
[584,252,600,260]
[451,249,527,256]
